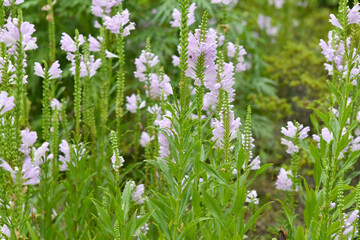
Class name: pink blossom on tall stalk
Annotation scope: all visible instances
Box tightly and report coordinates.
[203,61,235,112]
[111,153,124,172]
[91,0,123,18]
[158,111,172,159]
[88,34,101,52]
[131,181,145,204]
[0,144,49,185]
[69,55,102,78]
[211,0,238,5]
[134,50,159,82]
[104,9,135,36]
[59,140,70,171]
[1,224,10,238]
[19,128,37,156]
[4,0,24,6]
[186,28,218,91]
[319,31,347,75]
[33,142,50,165]
[268,0,284,9]
[227,42,247,73]
[280,138,298,155]
[50,98,62,111]
[257,14,278,37]
[329,4,360,29]
[0,91,15,115]
[348,4,360,24]
[125,94,146,114]
[281,121,310,139]
[59,141,85,171]
[275,168,297,192]
[245,190,259,204]
[332,210,359,239]
[60,32,84,53]
[34,61,62,79]
[170,2,197,28]
[211,110,241,147]
[148,73,173,100]
[140,131,153,148]
[148,104,162,126]
[0,57,16,84]
[0,17,38,54]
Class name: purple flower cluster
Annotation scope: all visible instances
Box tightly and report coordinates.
[186,28,218,90]
[203,62,234,112]
[104,9,135,36]
[227,42,247,73]
[0,57,16,84]
[319,31,347,75]
[275,168,297,192]
[158,111,172,159]
[0,128,49,185]
[59,140,70,171]
[59,140,85,171]
[70,55,102,78]
[91,0,123,18]
[0,157,41,185]
[257,14,278,37]
[329,4,360,29]
[134,50,159,82]
[211,110,241,147]
[170,3,196,28]
[130,181,145,204]
[280,121,309,155]
[60,33,102,77]
[148,73,173,100]
[4,0,24,6]
[34,61,62,79]
[211,0,238,5]
[60,33,84,53]
[268,0,284,9]
[125,94,146,114]
[111,153,124,172]
[0,91,15,115]
[19,128,37,156]
[0,17,38,54]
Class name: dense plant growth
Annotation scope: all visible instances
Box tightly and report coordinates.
[0,0,359,239]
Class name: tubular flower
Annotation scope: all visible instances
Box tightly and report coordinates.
[186,28,218,91]
[60,32,84,53]
[91,0,123,18]
[125,94,146,114]
[0,91,15,115]
[19,128,37,156]
[0,17,38,54]
[275,168,298,192]
[4,0,24,6]
[170,2,197,28]
[104,9,135,36]
[134,50,159,82]
[69,55,102,78]
[34,61,62,79]
[148,73,173,100]
[211,110,241,147]
[0,157,41,185]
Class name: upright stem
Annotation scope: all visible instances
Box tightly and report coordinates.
[116,34,125,136]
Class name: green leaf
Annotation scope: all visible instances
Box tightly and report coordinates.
[200,162,231,190]
[92,199,115,236]
[26,221,39,240]
[295,226,305,240]
[243,202,272,233]
[202,191,226,229]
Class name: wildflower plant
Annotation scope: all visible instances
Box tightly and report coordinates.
[1,0,358,239]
